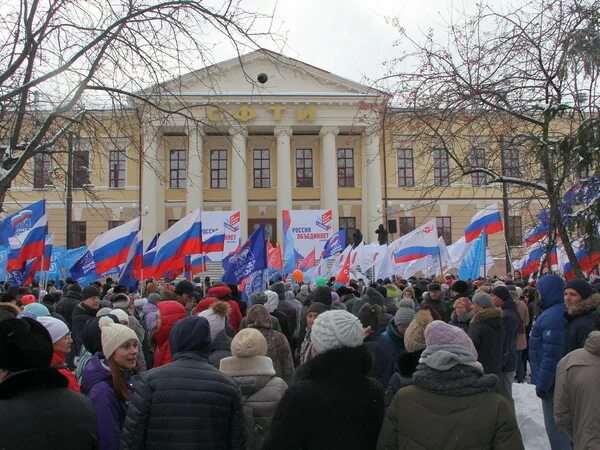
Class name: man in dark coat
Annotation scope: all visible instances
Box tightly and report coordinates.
[264,310,384,450]
[491,285,519,409]
[55,284,82,328]
[71,285,101,357]
[529,275,571,450]
[468,292,504,386]
[563,279,600,353]
[420,283,451,322]
[0,317,96,449]
[120,316,244,450]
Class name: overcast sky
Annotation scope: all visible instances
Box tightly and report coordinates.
[209,0,508,85]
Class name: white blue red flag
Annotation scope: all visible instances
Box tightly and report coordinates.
[464,204,503,243]
[5,200,47,271]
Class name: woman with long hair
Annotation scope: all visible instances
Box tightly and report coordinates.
[81,316,139,450]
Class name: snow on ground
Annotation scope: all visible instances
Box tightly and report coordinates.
[514,382,551,450]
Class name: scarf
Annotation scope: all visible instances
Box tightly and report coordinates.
[413,364,498,396]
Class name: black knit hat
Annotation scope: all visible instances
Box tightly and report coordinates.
[565,279,594,300]
[81,285,100,301]
[0,318,53,371]
[492,286,512,303]
[451,280,469,295]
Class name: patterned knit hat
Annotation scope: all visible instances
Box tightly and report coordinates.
[231,328,268,357]
[311,310,363,354]
[425,320,477,358]
[99,316,138,359]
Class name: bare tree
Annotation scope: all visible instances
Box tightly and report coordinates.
[0,0,281,212]
[380,0,600,278]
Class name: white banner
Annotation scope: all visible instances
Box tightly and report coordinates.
[283,209,334,260]
[201,211,241,261]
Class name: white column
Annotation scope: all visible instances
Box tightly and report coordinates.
[229,127,248,241]
[364,132,383,242]
[275,126,293,242]
[142,125,165,244]
[320,126,339,230]
[186,126,204,213]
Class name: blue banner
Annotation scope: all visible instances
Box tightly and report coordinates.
[222,225,267,285]
[0,246,9,281]
[45,246,66,282]
[458,231,486,280]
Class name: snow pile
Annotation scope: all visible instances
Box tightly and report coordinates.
[514,383,550,450]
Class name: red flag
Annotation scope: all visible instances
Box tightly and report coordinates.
[267,242,282,270]
[335,251,351,286]
[298,248,316,271]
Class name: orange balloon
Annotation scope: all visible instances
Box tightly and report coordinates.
[292,269,304,282]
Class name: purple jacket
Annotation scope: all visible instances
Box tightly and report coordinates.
[81,353,132,450]
[142,301,159,335]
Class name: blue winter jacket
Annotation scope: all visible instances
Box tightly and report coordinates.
[528,275,566,392]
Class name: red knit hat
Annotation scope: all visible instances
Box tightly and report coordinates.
[21,294,37,306]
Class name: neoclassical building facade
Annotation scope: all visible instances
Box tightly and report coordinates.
[6,50,539,273]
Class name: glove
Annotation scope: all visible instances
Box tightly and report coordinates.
[536,387,548,399]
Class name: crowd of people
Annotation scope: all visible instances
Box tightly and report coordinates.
[0,271,599,449]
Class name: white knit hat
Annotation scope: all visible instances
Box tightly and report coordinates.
[99,316,138,359]
[311,310,364,354]
[110,309,129,325]
[37,316,70,344]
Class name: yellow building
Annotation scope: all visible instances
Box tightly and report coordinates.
[5,50,543,275]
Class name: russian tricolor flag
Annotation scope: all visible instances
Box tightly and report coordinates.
[118,230,143,290]
[6,200,47,271]
[464,205,504,243]
[203,234,225,254]
[146,209,202,280]
[523,222,550,247]
[393,219,440,264]
[564,245,600,280]
[89,217,140,275]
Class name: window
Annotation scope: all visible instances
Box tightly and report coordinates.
[296,148,313,187]
[507,216,522,246]
[33,153,52,188]
[339,217,356,240]
[108,149,126,188]
[469,147,487,186]
[432,148,450,186]
[253,149,270,188]
[72,150,90,188]
[169,149,187,189]
[436,216,452,244]
[502,144,521,177]
[210,149,227,189]
[71,221,87,247]
[337,148,354,187]
[398,217,416,236]
[397,148,414,187]
[108,220,124,230]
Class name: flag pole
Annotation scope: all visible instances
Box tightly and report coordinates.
[483,231,488,279]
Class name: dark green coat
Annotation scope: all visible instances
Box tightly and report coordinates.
[377,385,524,450]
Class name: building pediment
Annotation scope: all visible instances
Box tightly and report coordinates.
[154,49,384,102]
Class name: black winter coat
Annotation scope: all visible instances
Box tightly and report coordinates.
[71,302,99,350]
[120,352,244,450]
[55,291,81,328]
[468,307,504,379]
[384,350,422,408]
[263,345,384,450]
[0,368,96,450]
[564,293,600,353]
[363,332,396,388]
[500,299,519,372]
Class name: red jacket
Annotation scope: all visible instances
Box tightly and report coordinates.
[51,351,80,393]
[153,301,187,367]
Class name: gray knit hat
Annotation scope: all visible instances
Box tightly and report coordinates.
[393,300,416,326]
[311,310,364,354]
[472,292,493,308]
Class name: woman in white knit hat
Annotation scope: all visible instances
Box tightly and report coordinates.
[81,316,139,450]
[220,328,288,450]
[264,310,384,450]
[37,316,80,393]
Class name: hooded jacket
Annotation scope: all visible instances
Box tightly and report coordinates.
[81,353,133,450]
[564,292,600,353]
[152,301,186,367]
[263,346,384,450]
[529,275,567,392]
[555,330,600,450]
[468,307,504,379]
[120,316,244,450]
[499,297,519,372]
[0,368,96,450]
[247,305,295,384]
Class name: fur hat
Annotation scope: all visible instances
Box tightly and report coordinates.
[197,301,230,341]
[404,309,434,352]
[451,280,469,295]
[427,282,442,292]
[0,318,53,371]
[313,286,333,307]
[37,316,70,344]
[307,302,327,315]
[311,310,364,354]
[565,279,594,300]
[393,300,416,326]
[249,292,268,306]
[425,320,477,358]
[23,303,50,318]
[99,316,138,359]
[231,328,268,358]
[270,282,286,300]
[81,285,100,301]
[472,292,493,308]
